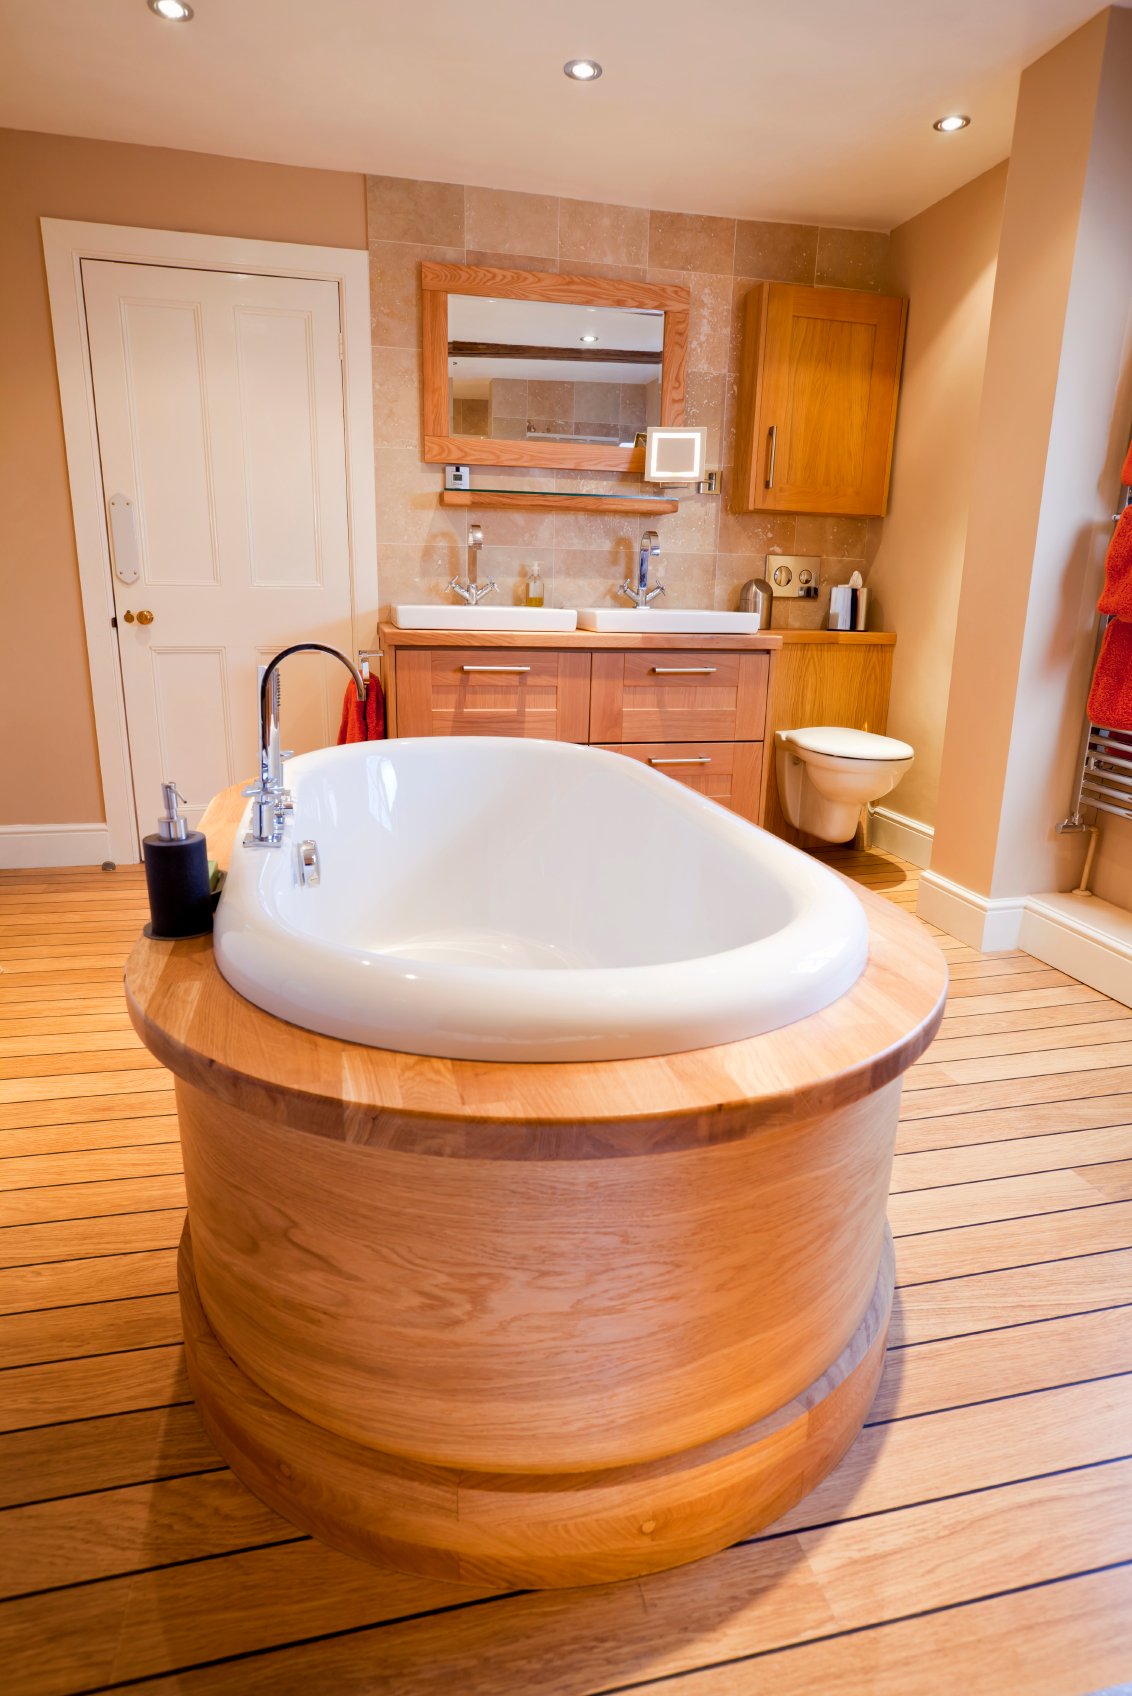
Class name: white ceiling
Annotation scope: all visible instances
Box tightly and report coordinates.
[0,0,1113,228]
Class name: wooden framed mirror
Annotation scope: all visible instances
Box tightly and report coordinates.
[421,264,690,475]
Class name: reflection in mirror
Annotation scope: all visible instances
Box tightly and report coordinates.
[447,296,663,447]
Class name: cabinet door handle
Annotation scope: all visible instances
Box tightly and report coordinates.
[764,424,778,490]
[460,665,532,673]
[648,756,712,766]
[651,666,717,674]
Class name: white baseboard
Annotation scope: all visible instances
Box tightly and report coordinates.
[917,869,1025,952]
[1020,892,1132,1009]
[868,805,933,869]
[0,823,113,869]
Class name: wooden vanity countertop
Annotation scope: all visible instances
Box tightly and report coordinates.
[125,778,945,1153]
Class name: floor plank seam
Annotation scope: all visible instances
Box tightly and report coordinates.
[863,1369,1132,1427]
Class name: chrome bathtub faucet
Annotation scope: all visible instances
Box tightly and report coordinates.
[620,530,665,608]
[448,523,497,606]
[243,643,365,850]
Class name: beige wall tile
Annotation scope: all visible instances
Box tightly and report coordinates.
[374,450,462,547]
[687,272,733,375]
[527,380,574,422]
[713,557,776,610]
[464,505,556,547]
[367,175,464,245]
[716,481,796,555]
[465,187,559,258]
[466,249,560,273]
[559,198,649,269]
[564,259,648,283]
[728,278,759,374]
[653,492,718,554]
[372,347,421,449]
[815,228,890,291]
[490,378,527,417]
[554,547,641,605]
[655,551,716,608]
[469,545,545,604]
[820,555,867,586]
[377,540,465,617]
[553,506,641,550]
[685,370,727,464]
[370,241,464,349]
[794,514,870,556]
[734,220,818,284]
[573,381,621,426]
[648,210,736,274]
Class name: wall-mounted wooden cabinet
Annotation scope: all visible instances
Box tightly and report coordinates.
[731,284,907,517]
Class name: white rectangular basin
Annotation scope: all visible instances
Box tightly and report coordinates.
[393,605,578,632]
[575,609,771,634]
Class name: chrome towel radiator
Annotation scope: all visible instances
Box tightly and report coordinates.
[1059,484,1132,837]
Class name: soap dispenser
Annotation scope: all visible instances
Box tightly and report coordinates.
[142,781,214,939]
[525,563,545,608]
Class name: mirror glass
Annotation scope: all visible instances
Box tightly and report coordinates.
[447,295,664,447]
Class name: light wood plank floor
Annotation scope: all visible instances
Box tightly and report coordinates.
[1,851,1130,1696]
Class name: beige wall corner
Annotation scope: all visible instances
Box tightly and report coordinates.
[930,7,1132,907]
[869,161,1008,833]
[0,129,366,831]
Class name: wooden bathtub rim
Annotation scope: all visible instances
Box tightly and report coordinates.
[179,1220,895,1588]
[124,781,948,1154]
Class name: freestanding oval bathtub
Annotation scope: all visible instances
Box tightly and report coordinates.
[214,738,868,1061]
[127,741,948,1589]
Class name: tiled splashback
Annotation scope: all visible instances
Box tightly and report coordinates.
[368,177,887,627]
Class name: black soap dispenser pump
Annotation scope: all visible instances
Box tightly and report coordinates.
[143,781,213,939]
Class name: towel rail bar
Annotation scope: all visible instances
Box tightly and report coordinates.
[1059,483,1132,831]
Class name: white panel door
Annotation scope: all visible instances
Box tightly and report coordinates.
[82,259,357,835]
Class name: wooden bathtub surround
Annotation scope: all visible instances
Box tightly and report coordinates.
[382,624,895,834]
[125,782,947,1587]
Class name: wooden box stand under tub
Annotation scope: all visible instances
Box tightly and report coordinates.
[126,785,947,1589]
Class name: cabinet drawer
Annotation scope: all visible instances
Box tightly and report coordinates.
[591,651,769,743]
[599,742,764,822]
[395,648,591,741]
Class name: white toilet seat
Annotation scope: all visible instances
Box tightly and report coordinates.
[781,726,914,763]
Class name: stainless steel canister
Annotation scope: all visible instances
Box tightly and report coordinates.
[738,577,773,629]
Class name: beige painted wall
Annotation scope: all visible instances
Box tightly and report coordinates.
[0,128,366,828]
[367,177,891,626]
[868,163,1008,830]
[931,8,1132,903]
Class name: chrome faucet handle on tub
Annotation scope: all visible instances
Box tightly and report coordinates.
[449,523,497,606]
[620,529,665,608]
[244,644,365,850]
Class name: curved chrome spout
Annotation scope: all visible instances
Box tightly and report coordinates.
[449,523,497,605]
[620,530,665,608]
[246,644,365,848]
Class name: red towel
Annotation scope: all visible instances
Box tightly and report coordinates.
[1122,437,1132,487]
[1088,618,1132,733]
[337,675,386,744]
[1098,505,1132,619]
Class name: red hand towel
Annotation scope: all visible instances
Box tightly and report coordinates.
[1087,618,1132,733]
[1097,504,1132,619]
[337,675,386,744]
[1122,437,1132,487]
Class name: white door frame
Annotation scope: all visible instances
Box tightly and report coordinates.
[42,217,377,865]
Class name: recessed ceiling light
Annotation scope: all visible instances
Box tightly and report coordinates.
[148,0,194,17]
[580,334,599,343]
[564,59,602,82]
[933,113,970,132]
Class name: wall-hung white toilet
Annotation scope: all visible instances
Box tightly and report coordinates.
[775,726,914,843]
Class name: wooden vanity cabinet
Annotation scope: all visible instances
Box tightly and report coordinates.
[731,284,907,517]
[596,742,764,820]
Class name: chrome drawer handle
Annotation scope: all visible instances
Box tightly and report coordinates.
[651,666,717,674]
[648,756,712,766]
[460,665,532,672]
[765,423,778,489]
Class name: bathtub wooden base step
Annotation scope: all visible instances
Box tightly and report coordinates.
[179,1223,894,1589]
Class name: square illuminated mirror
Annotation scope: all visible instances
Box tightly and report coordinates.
[644,426,708,483]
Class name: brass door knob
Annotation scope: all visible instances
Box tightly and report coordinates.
[123,609,155,625]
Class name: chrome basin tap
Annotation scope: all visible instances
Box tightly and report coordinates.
[448,524,497,606]
[620,530,665,608]
[244,643,365,848]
